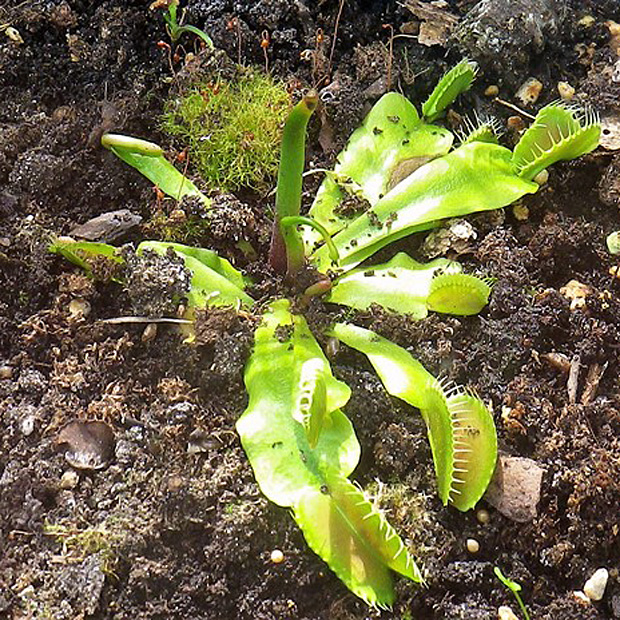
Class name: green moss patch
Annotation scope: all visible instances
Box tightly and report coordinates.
[161,71,291,193]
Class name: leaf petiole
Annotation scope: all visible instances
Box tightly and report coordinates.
[280,215,339,263]
[494,566,531,620]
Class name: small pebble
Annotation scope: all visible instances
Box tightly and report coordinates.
[21,415,35,436]
[476,509,490,525]
[557,81,575,101]
[498,606,519,620]
[507,116,525,132]
[466,538,480,554]
[68,298,91,320]
[560,279,592,311]
[0,365,13,380]
[573,590,591,605]
[516,77,543,105]
[60,470,79,489]
[169,209,186,224]
[142,323,158,343]
[512,203,530,221]
[584,567,609,601]
[271,549,284,564]
[485,85,499,97]
[578,15,595,28]
[533,169,549,186]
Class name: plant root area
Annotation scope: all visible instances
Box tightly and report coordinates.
[1,1,620,619]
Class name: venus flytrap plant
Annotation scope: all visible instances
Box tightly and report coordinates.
[51,60,601,607]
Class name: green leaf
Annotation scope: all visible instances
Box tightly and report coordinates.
[329,323,433,409]
[237,300,357,507]
[304,92,453,253]
[426,272,491,316]
[311,142,538,273]
[327,253,460,317]
[101,134,210,204]
[237,301,421,606]
[607,231,620,255]
[422,60,478,122]
[137,241,253,308]
[329,323,497,511]
[295,473,423,608]
[49,238,124,276]
[512,103,600,180]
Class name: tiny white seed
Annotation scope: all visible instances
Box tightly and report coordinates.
[466,538,480,554]
[270,549,284,564]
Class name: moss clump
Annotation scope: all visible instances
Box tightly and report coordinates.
[161,71,291,193]
[44,522,120,577]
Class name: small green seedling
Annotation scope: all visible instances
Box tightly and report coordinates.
[494,566,531,620]
[152,0,213,49]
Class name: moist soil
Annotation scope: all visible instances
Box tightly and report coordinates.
[1,1,620,619]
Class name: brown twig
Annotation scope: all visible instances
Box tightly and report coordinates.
[494,97,536,121]
[382,24,394,91]
[327,0,346,79]
[261,30,270,73]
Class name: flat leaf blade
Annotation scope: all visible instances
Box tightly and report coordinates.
[312,142,538,273]
[294,474,422,608]
[237,301,358,507]
[304,92,453,253]
[327,253,459,316]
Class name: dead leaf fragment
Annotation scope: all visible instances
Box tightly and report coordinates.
[403,0,458,47]
[485,455,544,522]
[560,279,592,310]
[56,421,115,470]
[70,209,142,243]
[600,114,620,151]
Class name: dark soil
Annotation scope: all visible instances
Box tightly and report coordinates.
[1,1,620,619]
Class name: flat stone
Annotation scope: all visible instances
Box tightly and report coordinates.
[70,209,142,242]
[484,454,544,522]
